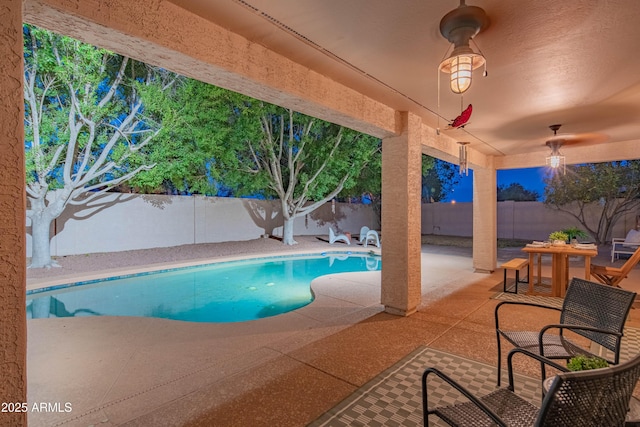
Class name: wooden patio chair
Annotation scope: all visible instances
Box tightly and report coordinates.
[422,348,640,426]
[591,245,640,287]
[495,278,636,386]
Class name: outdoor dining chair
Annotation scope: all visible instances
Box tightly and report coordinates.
[495,277,636,386]
[422,347,640,426]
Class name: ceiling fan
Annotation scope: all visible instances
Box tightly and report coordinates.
[544,124,608,171]
[544,123,607,148]
[545,125,566,170]
[545,123,564,148]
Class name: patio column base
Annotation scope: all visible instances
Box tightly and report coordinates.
[384,305,417,317]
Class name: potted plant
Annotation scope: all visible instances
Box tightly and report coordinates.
[566,355,609,371]
[562,227,589,243]
[542,354,609,391]
[548,231,569,245]
[544,354,609,392]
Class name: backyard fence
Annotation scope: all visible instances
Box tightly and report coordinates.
[27,193,378,257]
[27,194,639,257]
[422,200,638,242]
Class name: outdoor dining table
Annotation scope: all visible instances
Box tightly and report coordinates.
[521,244,598,297]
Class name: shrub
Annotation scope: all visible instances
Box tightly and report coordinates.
[566,355,609,371]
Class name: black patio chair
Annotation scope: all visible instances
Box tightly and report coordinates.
[422,348,640,427]
[495,277,636,386]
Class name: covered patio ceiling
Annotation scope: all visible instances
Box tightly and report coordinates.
[164,0,640,169]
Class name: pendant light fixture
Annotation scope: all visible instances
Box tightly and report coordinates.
[439,0,489,94]
[545,124,566,173]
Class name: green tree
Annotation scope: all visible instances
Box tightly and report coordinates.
[24,25,179,267]
[497,182,540,201]
[422,158,459,203]
[337,145,382,222]
[224,101,380,245]
[128,80,241,195]
[544,161,640,244]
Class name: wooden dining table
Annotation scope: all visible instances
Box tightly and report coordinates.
[521,244,598,297]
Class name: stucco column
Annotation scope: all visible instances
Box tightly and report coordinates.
[0,0,28,425]
[472,165,497,272]
[381,112,422,316]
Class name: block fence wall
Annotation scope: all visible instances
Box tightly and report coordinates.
[422,200,638,242]
[27,193,379,257]
[27,195,639,257]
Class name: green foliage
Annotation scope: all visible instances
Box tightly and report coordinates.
[422,157,459,203]
[128,80,241,194]
[562,227,589,241]
[222,101,380,202]
[497,183,540,201]
[567,355,609,371]
[24,25,176,193]
[544,161,640,244]
[548,231,569,242]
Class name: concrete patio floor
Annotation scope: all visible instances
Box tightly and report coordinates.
[26,240,640,427]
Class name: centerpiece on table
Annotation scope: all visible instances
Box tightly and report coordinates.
[548,231,569,246]
[562,227,589,245]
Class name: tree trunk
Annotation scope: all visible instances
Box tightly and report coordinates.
[281,215,297,245]
[29,212,58,268]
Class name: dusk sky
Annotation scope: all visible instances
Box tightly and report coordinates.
[443,167,549,203]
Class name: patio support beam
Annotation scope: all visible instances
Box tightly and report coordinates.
[23,0,397,140]
[495,140,640,169]
[381,112,422,316]
[420,124,491,170]
[0,0,28,424]
[472,164,497,273]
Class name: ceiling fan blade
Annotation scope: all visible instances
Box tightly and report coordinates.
[546,132,608,146]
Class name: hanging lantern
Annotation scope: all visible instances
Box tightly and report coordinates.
[438,0,489,94]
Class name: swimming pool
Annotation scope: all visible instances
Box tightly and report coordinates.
[26,252,381,323]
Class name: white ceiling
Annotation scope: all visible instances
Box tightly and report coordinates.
[167,0,640,162]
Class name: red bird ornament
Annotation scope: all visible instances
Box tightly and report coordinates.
[447,104,472,129]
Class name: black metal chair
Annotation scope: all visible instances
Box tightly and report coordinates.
[422,348,640,427]
[495,277,636,386]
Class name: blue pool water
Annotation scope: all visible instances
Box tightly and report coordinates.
[26,252,381,323]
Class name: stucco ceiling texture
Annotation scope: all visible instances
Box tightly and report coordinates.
[168,0,640,165]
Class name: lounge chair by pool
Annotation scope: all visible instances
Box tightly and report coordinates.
[329,227,350,245]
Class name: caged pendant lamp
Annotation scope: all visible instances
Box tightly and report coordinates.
[439,0,489,94]
[545,124,566,173]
